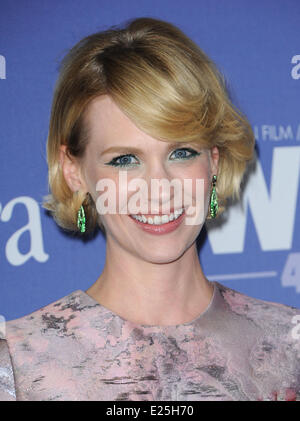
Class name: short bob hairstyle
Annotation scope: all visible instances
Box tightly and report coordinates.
[43,17,255,236]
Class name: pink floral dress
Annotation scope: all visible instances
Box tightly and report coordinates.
[1,281,299,401]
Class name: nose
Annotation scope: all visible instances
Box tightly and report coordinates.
[144,161,183,214]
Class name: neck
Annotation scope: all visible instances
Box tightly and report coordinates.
[85,240,213,326]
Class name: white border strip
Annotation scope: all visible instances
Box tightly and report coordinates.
[207,271,277,281]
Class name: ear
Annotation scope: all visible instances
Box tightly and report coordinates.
[59,145,87,192]
[210,146,219,176]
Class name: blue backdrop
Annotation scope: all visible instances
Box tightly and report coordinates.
[1,0,300,321]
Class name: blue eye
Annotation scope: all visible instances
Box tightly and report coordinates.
[106,154,139,168]
[169,148,200,161]
[105,147,200,168]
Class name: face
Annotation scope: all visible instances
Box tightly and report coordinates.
[62,95,219,264]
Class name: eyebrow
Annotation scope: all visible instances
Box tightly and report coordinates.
[99,142,196,157]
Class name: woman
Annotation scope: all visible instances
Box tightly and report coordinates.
[1,17,299,401]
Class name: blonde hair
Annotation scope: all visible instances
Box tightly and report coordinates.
[43,17,255,235]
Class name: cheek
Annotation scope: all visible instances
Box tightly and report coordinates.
[81,160,101,198]
[84,164,119,206]
[178,162,211,203]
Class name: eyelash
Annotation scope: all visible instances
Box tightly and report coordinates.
[105,148,201,168]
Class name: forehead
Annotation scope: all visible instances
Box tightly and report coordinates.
[84,95,150,146]
[83,95,209,155]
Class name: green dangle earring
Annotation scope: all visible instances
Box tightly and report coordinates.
[77,204,86,233]
[210,175,218,219]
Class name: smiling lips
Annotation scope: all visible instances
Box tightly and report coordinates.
[130,208,184,225]
[129,208,185,235]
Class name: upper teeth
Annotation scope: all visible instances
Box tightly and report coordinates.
[131,208,184,225]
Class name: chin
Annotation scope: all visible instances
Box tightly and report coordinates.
[134,242,188,264]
